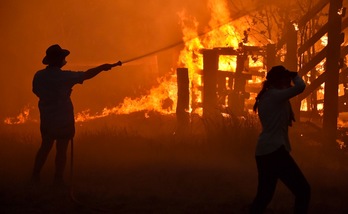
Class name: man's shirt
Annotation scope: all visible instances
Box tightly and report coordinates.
[33,66,85,138]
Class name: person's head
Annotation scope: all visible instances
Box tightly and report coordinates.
[42,44,70,68]
[253,65,294,112]
[266,65,292,89]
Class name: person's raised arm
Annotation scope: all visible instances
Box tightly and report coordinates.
[83,61,122,80]
[273,72,306,102]
[290,72,306,94]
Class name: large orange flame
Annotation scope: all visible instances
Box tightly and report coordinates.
[4,106,35,125]
[75,74,178,122]
[5,0,343,129]
[3,0,255,124]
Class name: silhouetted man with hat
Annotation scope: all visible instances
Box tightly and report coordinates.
[31,44,121,186]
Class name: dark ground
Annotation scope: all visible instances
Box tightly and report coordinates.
[0,114,348,214]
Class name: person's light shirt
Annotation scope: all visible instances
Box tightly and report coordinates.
[256,75,306,156]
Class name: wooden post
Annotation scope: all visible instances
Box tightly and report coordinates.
[284,22,302,121]
[232,52,247,115]
[176,68,190,132]
[323,0,344,143]
[285,22,298,71]
[202,49,219,119]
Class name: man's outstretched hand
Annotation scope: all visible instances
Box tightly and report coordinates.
[113,61,122,67]
[100,61,122,71]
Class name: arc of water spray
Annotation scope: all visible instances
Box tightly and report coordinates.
[86,18,243,68]
[117,40,184,65]
[113,8,264,66]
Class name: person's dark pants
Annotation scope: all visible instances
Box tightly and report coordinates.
[32,136,70,183]
[250,146,311,214]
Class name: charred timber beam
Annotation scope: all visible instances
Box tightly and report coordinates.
[299,18,348,56]
[230,54,248,115]
[298,46,327,76]
[212,47,238,55]
[176,68,190,129]
[302,95,348,113]
[202,49,219,118]
[323,0,343,142]
[298,67,348,101]
[298,23,328,55]
[278,0,330,48]
[298,0,330,28]
[298,71,326,100]
[284,23,298,71]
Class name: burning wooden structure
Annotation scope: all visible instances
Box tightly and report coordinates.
[199,44,273,117]
[297,0,345,143]
[176,0,347,143]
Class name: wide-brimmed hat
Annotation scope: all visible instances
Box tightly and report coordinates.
[42,44,70,65]
[266,65,291,83]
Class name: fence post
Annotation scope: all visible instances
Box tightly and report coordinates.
[284,22,302,121]
[176,68,190,133]
[202,49,219,119]
[323,0,344,143]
